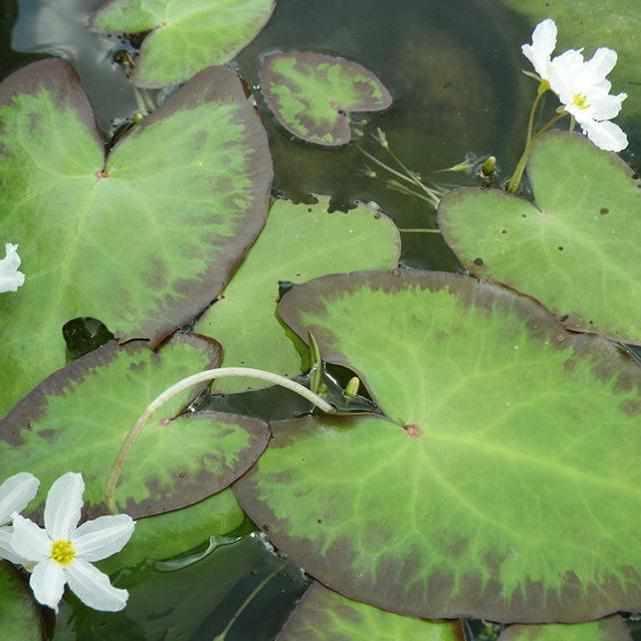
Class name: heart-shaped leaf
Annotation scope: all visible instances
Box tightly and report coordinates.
[259,51,392,146]
[0,59,272,417]
[195,196,400,393]
[438,132,641,343]
[499,617,632,641]
[0,334,269,518]
[99,489,244,574]
[235,270,641,622]
[277,582,464,641]
[94,0,276,88]
[0,562,42,641]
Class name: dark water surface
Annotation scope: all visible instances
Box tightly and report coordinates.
[2,1,636,639]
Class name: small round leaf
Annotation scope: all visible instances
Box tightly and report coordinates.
[260,51,392,146]
[499,617,632,641]
[0,563,43,641]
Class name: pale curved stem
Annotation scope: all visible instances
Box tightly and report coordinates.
[105,367,335,512]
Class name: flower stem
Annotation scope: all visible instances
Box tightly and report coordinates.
[536,112,569,137]
[105,367,335,512]
[506,84,548,193]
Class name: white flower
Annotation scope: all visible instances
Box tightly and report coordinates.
[11,472,135,613]
[549,48,628,151]
[522,18,557,80]
[0,243,25,293]
[0,472,39,565]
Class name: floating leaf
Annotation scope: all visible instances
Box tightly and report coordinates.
[99,489,245,574]
[0,60,272,417]
[439,132,641,343]
[499,617,632,641]
[501,0,641,125]
[0,335,269,518]
[259,51,392,146]
[195,196,400,392]
[277,582,464,641]
[235,270,641,622]
[94,0,276,88]
[0,562,42,641]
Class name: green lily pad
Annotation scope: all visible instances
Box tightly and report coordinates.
[259,51,392,146]
[0,59,272,417]
[98,489,244,574]
[439,132,641,343]
[0,562,42,641]
[0,334,269,518]
[195,196,400,393]
[501,0,641,125]
[277,582,464,641]
[499,617,632,641]
[235,270,641,622]
[94,0,276,88]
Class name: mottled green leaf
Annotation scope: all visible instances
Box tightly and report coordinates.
[94,0,276,88]
[439,132,641,343]
[0,60,272,417]
[0,335,269,518]
[195,196,400,393]
[260,51,392,146]
[499,617,632,641]
[99,490,244,574]
[501,0,641,124]
[0,563,42,641]
[277,582,464,641]
[235,270,641,622]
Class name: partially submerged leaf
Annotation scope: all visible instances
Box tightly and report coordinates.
[0,562,42,641]
[94,0,276,88]
[439,132,641,343]
[0,60,272,417]
[277,582,464,641]
[195,196,400,392]
[236,270,641,622]
[0,335,270,518]
[99,490,245,574]
[259,51,392,146]
[499,617,632,641]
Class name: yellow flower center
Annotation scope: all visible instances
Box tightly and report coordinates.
[51,539,76,566]
[572,93,590,110]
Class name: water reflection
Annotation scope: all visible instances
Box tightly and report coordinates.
[12,0,137,131]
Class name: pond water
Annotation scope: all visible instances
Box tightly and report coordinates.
[1,0,641,639]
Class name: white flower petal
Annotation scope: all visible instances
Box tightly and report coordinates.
[11,514,51,562]
[0,243,26,293]
[549,49,585,104]
[522,18,557,79]
[30,559,67,613]
[0,473,39,525]
[0,526,27,565]
[45,472,84,540]
[73,515,135,562]
[582,119,628,152]
[66,559,129,612]
[591,92,627,121]
[583,48,618,84]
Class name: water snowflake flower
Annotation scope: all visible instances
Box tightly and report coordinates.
[0,473,39,565]
[549,48,628,151]
[522,17,557,81]
[0,243,25,293]
[11,472,135,613]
